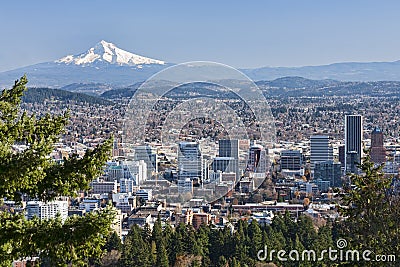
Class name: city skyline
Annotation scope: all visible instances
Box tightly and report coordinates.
[2,1,400,265]
[1,1,400,72]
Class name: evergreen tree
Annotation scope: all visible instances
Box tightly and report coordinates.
[248,219,263,259]
[104,231,122,252]
[169,223,186,265]
[209,228,225,265]
[142,223,152,243]
[268,227,286,253]
[293,234,312,267]
[186,226,202,256]
[152,216,169,267]
[155,242,169,267]
[339,152,400,266]
[196,224,210,259]
[152,216,163,245]
[217,255,228,267]
[163,223,176,265]
[296,215,317,250]
[0,76,114,266]
[221,226,235,258]
[312,225,333,267]
[271,215,288,241]
[120,224,151,267]
[283,210,297,243]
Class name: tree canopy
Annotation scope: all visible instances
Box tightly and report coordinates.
[0,76,115,266]
[339,152,399,266]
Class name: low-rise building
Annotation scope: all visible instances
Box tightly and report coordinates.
[91,180,117,194]
[192,213,211,229]
[128,213,152,228]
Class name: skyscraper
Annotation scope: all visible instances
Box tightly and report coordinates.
[314,160,342,188]
[219,139,239,159]
[247,144,268,174]
[247,144,262,172]
[178,142,203,182]
[345,115,363,173]
[310,135,333,169]
[134,145,158,177]
[212,157,238,175]
[370,127,386,164]
[280,150,303,171]
[338,145,345,166]
[218,139,240,178]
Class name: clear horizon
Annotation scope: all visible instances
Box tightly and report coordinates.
[0,0,399,72]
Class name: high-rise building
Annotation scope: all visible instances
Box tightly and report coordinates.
[247,144,268,173]
[212,157,238,177]
[218,139,240,178]
[136,189,153,201]
[280,150,303,171]
[177,178,193,194]
[314,160,342,188]
[91,180,118,194]
[310,135,333,169]
[178,142,204,182]
[219,139,239,159]
[370,127,386,164]
[134,145,158,177]
[112,139,124,157]
[125,160,147,186]
[338,145,345,167]
[345,115,363,173]
[105,160,147,185]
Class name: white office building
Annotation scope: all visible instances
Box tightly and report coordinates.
[134,145,158,177]
[79,199,100,212]
[26,200,69,221]
[120,178,135,193]
[310,135,333,169]
[125,160,147,186]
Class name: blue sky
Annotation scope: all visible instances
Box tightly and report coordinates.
[0,0,399,72]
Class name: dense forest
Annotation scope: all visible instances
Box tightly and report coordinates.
[22,87,112,105]
[102,214,334,267]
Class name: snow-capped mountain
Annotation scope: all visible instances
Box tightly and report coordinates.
[56,40,165,66]
[1,40,400,89]
[0,41,171,88]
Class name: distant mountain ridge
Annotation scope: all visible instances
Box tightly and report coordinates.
[99,77,400,99]
[60,83,113,95]
[1,40,400,88]
[22,87,112,105]
[19,77,400,104]
[256,76,339,89]
[241,60,400,81]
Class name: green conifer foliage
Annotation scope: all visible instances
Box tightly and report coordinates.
[0,77,115,266]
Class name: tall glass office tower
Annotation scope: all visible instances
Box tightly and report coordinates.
[345,115,363,174]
